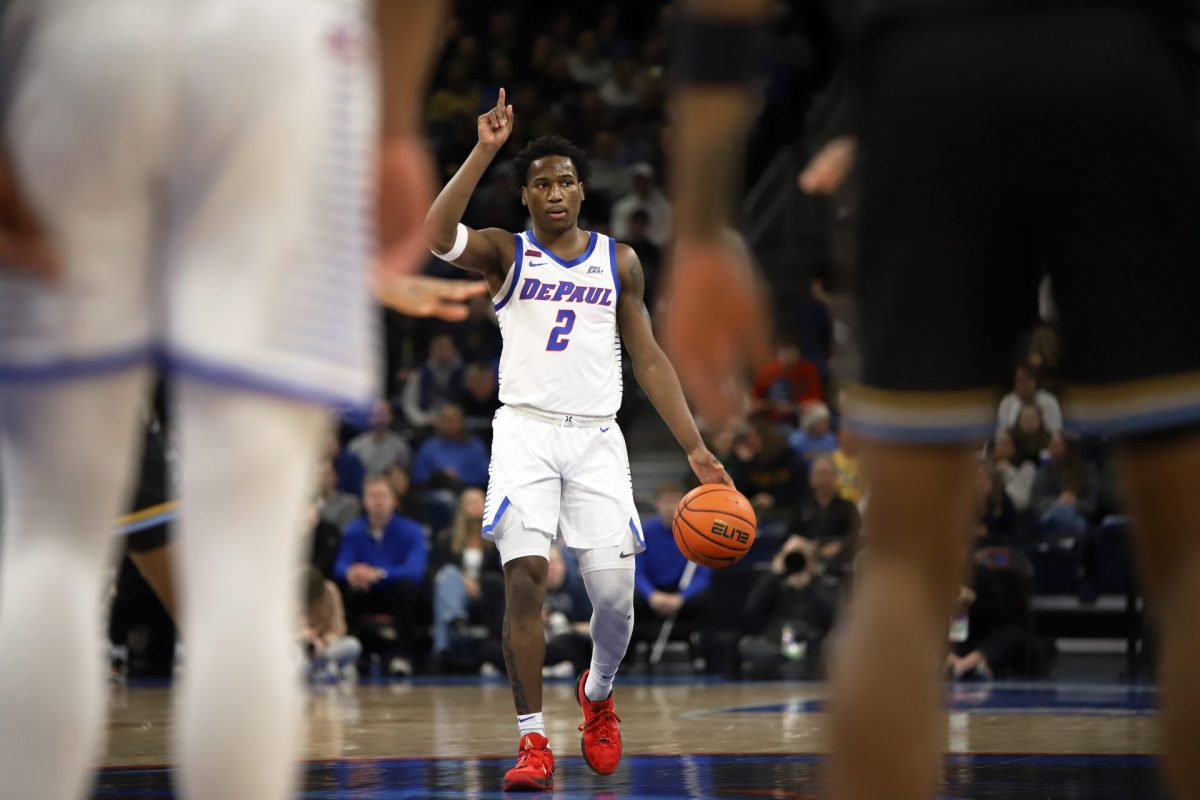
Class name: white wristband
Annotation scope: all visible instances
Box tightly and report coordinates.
[432,223,469,262]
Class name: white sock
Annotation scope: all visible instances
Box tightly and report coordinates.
[0,369,149,800]
[174,380,324,800]
[581,567,635,702]
[517,711,545,739]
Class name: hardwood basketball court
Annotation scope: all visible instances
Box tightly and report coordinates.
[96,677,1163,798]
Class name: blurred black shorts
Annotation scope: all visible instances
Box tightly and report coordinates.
[845,2,1200,441]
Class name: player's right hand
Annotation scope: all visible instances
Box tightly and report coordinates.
[0,150,58,280]
[477,88,514,151]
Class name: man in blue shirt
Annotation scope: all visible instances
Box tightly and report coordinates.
[335,475,428,676]
[633,482,712,660]
[411,402,490,490]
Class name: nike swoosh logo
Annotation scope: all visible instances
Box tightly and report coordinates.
[518,714,538,722]
[619,551,635,559]
[528,261,547,267]
[600,427,611,433]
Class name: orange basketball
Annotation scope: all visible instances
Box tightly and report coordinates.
[672,484,757,568]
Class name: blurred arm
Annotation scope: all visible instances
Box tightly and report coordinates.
[376,0,444,140]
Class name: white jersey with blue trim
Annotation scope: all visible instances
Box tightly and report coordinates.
[491,229,622,418]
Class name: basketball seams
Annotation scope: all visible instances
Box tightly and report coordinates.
[679,507,756,528]
[673,518,729,565]
[680,485,730,505]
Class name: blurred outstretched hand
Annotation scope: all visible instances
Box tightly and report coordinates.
[663,234,771,425]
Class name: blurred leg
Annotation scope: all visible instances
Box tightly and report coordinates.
[829,442,975,800]
[1117,428,1200,800]
[0,369,148,800]
[174,380,323,800]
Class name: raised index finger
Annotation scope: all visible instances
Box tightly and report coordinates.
[497,87,506,112]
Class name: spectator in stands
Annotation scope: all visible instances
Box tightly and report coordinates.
[322,429,365,498]
[541,543,594,678]
[1026,323,1064,396]
[974,460,1017,544]
[301,567,361,683]
[831,429,863,506]
[449,292,503,366]
[751,339,824,427]
[790,456,860,576]
[1010,404,1052,466]
[707,420,742,470]
[335,476,428,677]
[429,489,503,670]
[412,403,490,490]
[997,362,1063,435]
[946,548,1036,680]
[306,501,343,582]
[990,430,1036,514]
[384,463,424,524]
[623,210,662,313]
[400,332,465,431]
[1033,432,1098,533]
[459,363,501,446]
[585,130,631,211]
[740,535,837,679]
[729,416,806,514]
[610,162,672,247]
[599,56,642,110]
[427,58,479,124]
[634,482,713,649]
[348,400,411,476]
[567,30,612,87]
[465,164,525,234]
[316,458,361,531]
[789,402,839,462]
[534,53,580,114]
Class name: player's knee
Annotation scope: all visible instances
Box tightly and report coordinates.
[504,557,548,617]
[585,570,634,618]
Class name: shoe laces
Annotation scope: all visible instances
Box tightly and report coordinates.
[578,706,622,744]
[516,741,551,771]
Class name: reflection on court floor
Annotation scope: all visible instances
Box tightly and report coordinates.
[95,679,1164,799]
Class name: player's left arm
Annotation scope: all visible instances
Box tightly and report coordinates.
[616,244,732,488]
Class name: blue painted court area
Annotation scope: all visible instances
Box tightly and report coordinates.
[724,682,1158,717]
[94,752,1165,799]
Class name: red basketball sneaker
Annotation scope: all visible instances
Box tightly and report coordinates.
[503,732,555,791]
[576,669,623,775]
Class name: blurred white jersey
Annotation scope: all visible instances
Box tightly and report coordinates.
[0,0,379,409]
[491,230,623,418]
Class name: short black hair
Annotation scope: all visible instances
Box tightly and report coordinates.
[511,135,591,190]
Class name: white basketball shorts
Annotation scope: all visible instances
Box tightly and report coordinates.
[0,0,379,410]
[483,406,647,569]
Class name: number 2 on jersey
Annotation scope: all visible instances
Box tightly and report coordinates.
[546,309,576,352]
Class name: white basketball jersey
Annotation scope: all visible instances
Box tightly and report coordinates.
[492,230,623,418]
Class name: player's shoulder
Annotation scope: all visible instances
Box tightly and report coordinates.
[611,242,643,289]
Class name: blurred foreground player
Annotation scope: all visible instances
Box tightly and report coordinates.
[667,2,1200,799]
[0,2,479,799]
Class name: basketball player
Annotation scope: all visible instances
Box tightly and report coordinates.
[0,2,480,799]
[666,2,1200,800]
[424,91,731,791]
